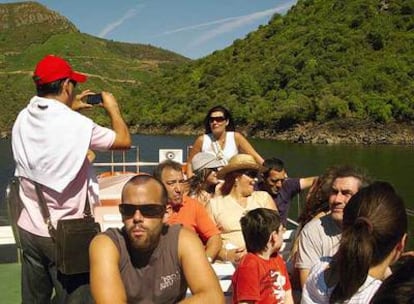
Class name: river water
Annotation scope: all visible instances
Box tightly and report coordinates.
[1,134,413,249]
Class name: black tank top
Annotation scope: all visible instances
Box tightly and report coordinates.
[105,224,187,303]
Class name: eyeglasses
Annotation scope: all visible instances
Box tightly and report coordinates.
[242,170,258,179]
[209,116,226,123]
[119,204,166,218]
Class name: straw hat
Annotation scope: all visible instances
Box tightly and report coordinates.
[217,154,265,179]
[191,152,227,172]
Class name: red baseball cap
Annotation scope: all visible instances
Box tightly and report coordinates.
[33,54,87,85]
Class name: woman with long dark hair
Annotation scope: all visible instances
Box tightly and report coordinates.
[186,105,263,177]
[301,181,408,303]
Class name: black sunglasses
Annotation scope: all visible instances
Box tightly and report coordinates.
[209,116,226,123]
[242,170,258,179]
[119,204,166,218]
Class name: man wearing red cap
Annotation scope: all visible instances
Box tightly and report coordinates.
[11,54,131,303]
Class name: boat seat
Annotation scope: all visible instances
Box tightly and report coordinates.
[280,229,296,260]
[94,206,123,231]
[0,226,19,263]
[98,172,137,206]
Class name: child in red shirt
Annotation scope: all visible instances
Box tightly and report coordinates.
[232,208,293,304]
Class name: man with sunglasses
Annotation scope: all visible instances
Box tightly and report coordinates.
[258,157,317,226]
[89,175,224,303]
[11,54,131,303]
[153,160,222,262]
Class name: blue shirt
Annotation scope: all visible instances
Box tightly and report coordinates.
[258,178,301,225]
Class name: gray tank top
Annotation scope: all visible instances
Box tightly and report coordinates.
[105,224,187,303]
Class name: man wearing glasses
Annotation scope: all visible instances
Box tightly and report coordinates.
[258,157,317,226]
[11,54,131,303]
[89,175,224,303]
[153,160,222,262]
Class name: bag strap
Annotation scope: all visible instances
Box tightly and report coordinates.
[34,179,94,239]
[34,182,57,239]
[83,191,93,218]
[211,140,227,164]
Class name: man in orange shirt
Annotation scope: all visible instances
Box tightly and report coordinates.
[153,160,222,262]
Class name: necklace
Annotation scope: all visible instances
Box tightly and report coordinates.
[216,134,226,148]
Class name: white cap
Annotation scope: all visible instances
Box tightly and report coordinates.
[191,152,226,172]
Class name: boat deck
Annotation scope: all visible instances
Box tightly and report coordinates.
[0,262,20,304]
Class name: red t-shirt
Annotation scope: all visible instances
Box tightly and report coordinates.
[232,253,291,304]
[166,195,220,243]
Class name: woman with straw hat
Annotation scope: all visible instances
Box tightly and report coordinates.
[206,154,277,264]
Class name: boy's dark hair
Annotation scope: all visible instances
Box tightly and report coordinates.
[240,208,281,253]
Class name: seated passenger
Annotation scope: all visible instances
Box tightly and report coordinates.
[302,181,408,303]
[186,105,263,177]
[206,154,276,264]
[188,151,226,207]
[258,157,317,225]
[232,208,294,304]
[295,165,370,288]
[89,175,225,303]
[153,160,222,262]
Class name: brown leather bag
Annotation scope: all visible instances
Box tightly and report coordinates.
[55,216,101,275]
[34,182,101,275]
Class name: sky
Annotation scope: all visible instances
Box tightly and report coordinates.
[2,0,297,59]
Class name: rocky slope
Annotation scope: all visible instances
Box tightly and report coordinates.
[0,1,78,54]
[265,121,414,145]
[128,119,414,145]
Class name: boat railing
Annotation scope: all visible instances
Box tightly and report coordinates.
[92,146,193,174]
[92,146,156,174]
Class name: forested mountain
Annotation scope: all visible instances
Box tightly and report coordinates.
[128,0,414,135]
[1,0,413,142]
[0,1,189,132]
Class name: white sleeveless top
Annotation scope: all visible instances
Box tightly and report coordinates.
[202,131,238,162]
[301,258,382,304]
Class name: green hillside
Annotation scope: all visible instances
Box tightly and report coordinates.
[1,0,413,139]
[0,1,189,131]
[124,0,414,134]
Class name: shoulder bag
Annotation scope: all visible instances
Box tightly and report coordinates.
[34,182,101,275]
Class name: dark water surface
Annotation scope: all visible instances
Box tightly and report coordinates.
[1,134,413,249]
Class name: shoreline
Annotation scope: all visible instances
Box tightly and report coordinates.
[130,120,414,145]
[3,120,414,145]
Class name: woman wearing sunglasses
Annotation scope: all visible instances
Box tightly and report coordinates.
[186,105,264,177]
[206,154,277,264]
